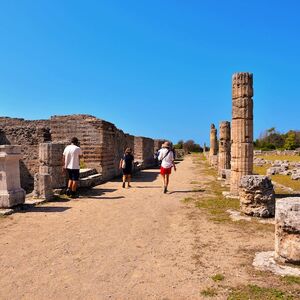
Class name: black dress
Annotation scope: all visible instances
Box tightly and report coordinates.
[122,154,134,175]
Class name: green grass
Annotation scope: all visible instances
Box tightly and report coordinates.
[200,288,218,297]
[228,284,294,300]
[211,274,225,282]
[257,154,300,162]
[280,276,300,285]
[254,165,300,192]
[181,197,195,203]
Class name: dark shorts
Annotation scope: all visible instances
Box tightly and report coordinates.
[67,169,80,181]
[122,167,132,176]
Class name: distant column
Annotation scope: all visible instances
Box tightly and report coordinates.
[0,145,26,208]
[230,72,254,195]
[209,124,218,166]
[218,121,231,175]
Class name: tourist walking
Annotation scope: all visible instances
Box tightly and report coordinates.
[119,148,134,188]
[63,137,83,198]
[158,141,176,193]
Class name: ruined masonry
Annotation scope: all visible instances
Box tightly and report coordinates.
[275,198,300,264]
[209,123,218,167]
[218,121,231,177]
[230,73,254,195]
[239,175,275,218]
[0,115,163,197]
[0,145,26,208]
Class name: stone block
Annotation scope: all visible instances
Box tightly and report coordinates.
[231,119,253,143]
[275,197,300,264]
[239,175,275,218]
[34,173,54,201]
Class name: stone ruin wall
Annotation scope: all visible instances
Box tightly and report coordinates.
[154,139,164,152]
[51,115,134,181]
[134,137,155,168]
[0,115,157,191]
[0,117,51,191]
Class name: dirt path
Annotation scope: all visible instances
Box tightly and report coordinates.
[0,156,297,299]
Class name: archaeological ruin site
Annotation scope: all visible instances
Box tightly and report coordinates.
[1,72,299,299]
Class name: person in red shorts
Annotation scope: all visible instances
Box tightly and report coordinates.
[158,141,176,193]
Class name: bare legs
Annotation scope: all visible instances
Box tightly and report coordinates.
[67,180,78,197]
[122,175,132,188]
[161,174,170,193]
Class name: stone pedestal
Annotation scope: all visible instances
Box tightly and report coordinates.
[275,198,300,264]
[0,145,26,208]
[239,175,275,217]
[230,73,254,195]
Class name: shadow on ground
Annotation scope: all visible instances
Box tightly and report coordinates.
[275,193,300,199]
[20,205,71,213]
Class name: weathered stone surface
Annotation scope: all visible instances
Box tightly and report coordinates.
[230,72,254,195]
[0,118,51,191]
[275,197,300,264]
[134,137,155,168]
[34,173,54,201]
[0,145,26,208]
[209,124,218,167]
[218,121,231,175]
[239,175,275,218]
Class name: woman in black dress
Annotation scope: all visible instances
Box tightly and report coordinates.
[119,148,134,188]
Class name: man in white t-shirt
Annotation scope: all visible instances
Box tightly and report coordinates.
[158,141,176,193]
[63,137,83,198]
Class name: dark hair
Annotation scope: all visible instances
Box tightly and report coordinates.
[71,137,79,146]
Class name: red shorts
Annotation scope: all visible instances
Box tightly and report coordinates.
[160,166,172,175]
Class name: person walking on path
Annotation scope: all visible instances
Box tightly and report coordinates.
[63,137,83,198]
[158,141,176,193]
[119,147,134,188]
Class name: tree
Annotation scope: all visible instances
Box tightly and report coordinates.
[284,131,297,150]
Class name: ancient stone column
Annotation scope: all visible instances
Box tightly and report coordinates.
[0,145,26,208]
[218,121,231,176]
[230,72,254,195]
[275,197,300,264]
[209,124,218,166]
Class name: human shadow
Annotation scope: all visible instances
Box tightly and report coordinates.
[133,170,160,183]
[20,205,71,213]
[275,193,300,199]
[79,188,124,200]
[169,189,205,194]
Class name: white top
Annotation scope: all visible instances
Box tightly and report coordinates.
[158,148,174,168]
[63,144,82,169]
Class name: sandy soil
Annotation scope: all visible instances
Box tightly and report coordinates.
[0,156,295,299]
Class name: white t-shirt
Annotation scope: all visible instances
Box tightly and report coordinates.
[63,144,82,169]
[158,148,174,168]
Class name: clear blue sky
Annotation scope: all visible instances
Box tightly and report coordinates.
[0,0,299,145]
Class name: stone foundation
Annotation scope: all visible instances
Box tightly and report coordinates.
[239,175,275,217]
[275,197,300,264]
